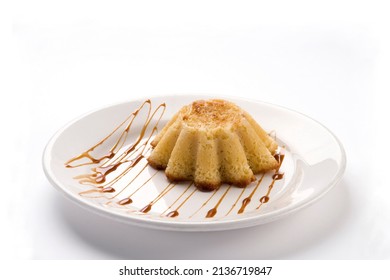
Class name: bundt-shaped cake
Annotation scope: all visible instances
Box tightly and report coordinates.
[147,99,279,191]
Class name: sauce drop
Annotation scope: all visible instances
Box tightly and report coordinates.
[260,196,269,203]
[238,197,251,214]
[140,204,152,213]
[102,187,115,193]
[166,210,179,218]
[206,208,217,218]
[118,198,133,205]
[272,173,284,180]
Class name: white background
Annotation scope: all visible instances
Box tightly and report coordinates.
[1,0,390,260]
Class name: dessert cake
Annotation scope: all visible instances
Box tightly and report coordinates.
[147,99,279,191]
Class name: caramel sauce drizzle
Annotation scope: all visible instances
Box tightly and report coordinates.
[140,183,177,214]
[79,186,116,198]
[237,174,265,214]
[166,183,197,218]
[116,169,159,201]
[189,188,220,218]
[108,163,149,199]
[256,151,285,210]
[68,101,164,189]
[162,182,194,217]
[256,172,284,209]
[65,100,166,205]
[206,185,232,218]
[225,187,247,216]
[234,149,285,214]
[65,99,286,220]
[65,100,152,168]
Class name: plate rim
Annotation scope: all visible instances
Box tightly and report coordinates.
[42,93,347,231]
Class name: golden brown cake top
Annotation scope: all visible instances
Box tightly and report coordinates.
[181,99,242,129]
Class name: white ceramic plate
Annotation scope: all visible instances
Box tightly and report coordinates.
[43,94,346,231]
